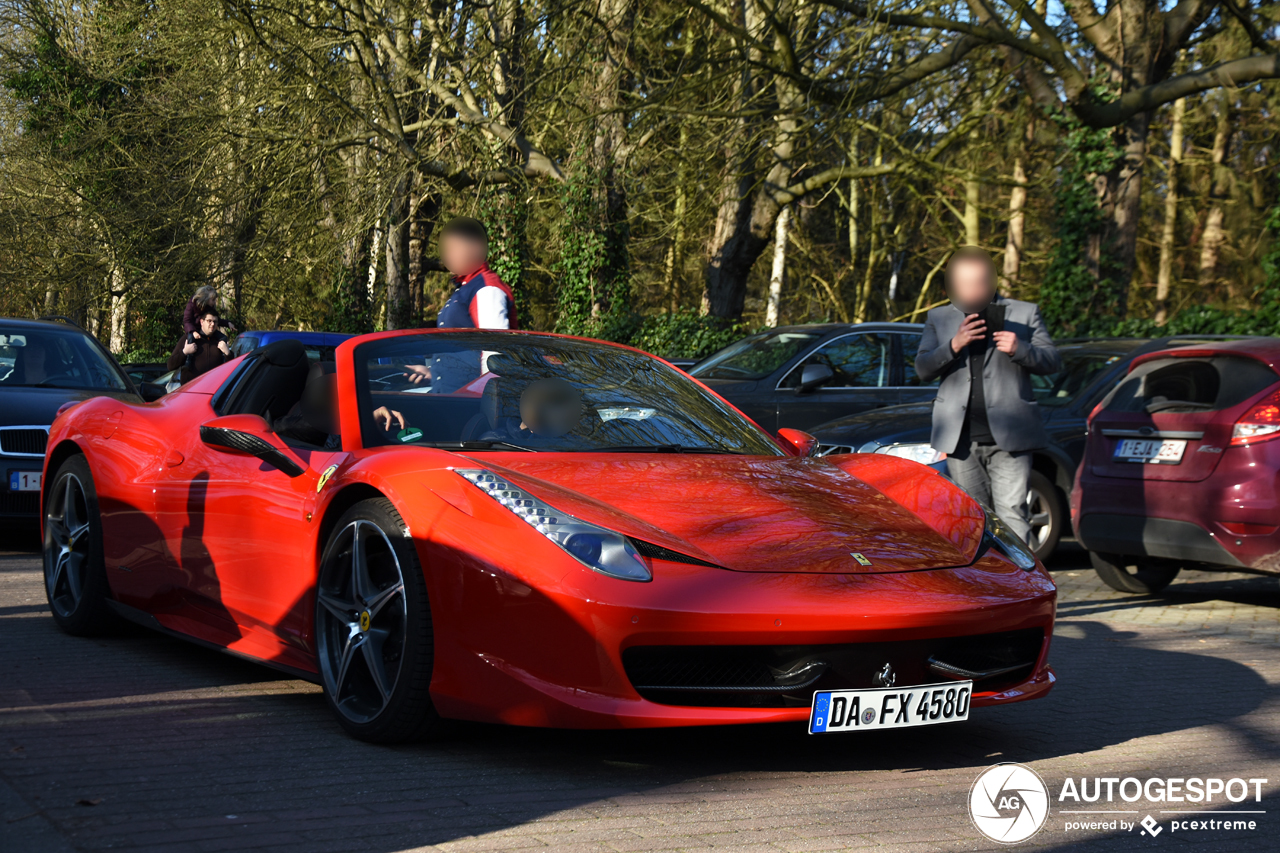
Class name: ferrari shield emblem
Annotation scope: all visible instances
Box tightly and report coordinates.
[850,552,872,566]
[316,463,339,493]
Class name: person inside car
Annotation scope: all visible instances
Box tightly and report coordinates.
[273,361,405,447]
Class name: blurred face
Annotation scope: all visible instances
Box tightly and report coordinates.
[948,259,995,314]
[440,233,487,277]
[520,378,583,437]
[199,314,218,336]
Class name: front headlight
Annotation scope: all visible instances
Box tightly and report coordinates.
[984,510,1037,570]
[875,442,946,466]
[455,469,652,582]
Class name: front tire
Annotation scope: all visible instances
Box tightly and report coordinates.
[1091,551,1181,594]
[43,454,119,635]
[315,498,437,742]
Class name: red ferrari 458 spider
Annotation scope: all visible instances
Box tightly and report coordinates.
[42,331,1055,742]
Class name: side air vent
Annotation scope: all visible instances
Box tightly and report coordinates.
[628,538,722,568]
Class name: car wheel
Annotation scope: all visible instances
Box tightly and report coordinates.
[315,498,437,743]
[1025,471,1064,562]
[1090,551,1181,594]
[43,455,120,636]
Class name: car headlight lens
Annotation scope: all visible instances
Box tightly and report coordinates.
[455,469,652,582]
[875,443,946,466]
[984,510,1038,570]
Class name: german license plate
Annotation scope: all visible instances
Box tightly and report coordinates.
[809,681,972,733]
[8,471,41,492]
[1113,438,1186,464]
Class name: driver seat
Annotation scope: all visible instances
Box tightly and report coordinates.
[229,339,311,424]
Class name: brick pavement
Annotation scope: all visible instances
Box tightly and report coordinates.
[2,531,1278,853]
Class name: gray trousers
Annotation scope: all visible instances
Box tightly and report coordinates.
[946,442,1033,541]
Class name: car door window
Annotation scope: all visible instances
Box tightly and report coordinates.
[782,334,891,389]
[899,333,939,387]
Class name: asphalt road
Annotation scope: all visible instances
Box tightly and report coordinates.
[1,523,1278,853]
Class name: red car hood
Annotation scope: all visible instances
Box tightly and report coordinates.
[472,455,980,574]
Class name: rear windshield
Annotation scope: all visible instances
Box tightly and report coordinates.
[1104,356,1279,415]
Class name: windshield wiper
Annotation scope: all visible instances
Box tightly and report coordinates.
[433,440,536,452]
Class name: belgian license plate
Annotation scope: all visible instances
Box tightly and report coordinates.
[1113,438,1186,464]
[809,681,972,734]
[8,471,41,492]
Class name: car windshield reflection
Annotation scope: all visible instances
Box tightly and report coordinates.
[355,333,783,455]
[0,325,128,392]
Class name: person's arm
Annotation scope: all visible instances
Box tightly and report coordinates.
[471,286,510,330]
[167,340,187,371]
[915,315,959,382]
[1006,306,1062,375]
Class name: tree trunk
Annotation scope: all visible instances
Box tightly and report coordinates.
[109,267,127,353]
[1100,111,1151,318]
[963,176,980,246]
[384,172,413,330]
[1155,96,1185,325]
[1001,120,1029,295]
[766,204,791,326]
[1198,93,1233,300]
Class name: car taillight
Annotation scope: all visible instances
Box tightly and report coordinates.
[1231,388,1280,446]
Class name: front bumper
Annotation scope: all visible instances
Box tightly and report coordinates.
[0,458,42,520]
[421,533,1058,728]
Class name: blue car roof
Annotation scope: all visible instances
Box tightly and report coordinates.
[241,330,355,346]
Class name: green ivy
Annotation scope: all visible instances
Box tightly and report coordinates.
[328,265,371,334]
[553,162,632,341]
[479,184,528,325]
[627,310,755,360]
[1040,110,1124,336]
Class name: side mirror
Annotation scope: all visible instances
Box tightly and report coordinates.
[798,363,834,393]
[777,428,819,457]
[199,413,307,478]
[138,382,168,403]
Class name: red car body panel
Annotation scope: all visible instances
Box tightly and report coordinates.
[45,329,1057,729]
[1072,338,1280,574]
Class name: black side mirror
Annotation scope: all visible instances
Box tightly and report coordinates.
[798,363,834,394]
[199,414,307,478]
[138,382,167,403]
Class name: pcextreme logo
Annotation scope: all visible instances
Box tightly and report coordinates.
[969,763,1051,844]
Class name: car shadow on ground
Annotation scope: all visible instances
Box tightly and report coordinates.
[3,556,1276,853]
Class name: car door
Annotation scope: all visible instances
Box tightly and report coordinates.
[152,352,328,660]
[896,331,941,404]
[774,333,900,430]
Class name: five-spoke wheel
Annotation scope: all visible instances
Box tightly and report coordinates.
[43,454,117,635]
[315,498,436,742]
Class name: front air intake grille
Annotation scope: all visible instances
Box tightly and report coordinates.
[0,428,48,457]
[629,538,722,568]
[0,490,40,515]
[623,628,1045,708]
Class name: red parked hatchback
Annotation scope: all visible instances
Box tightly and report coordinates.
[1071,338,1280,593]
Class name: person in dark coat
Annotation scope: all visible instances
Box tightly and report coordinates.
[182,285,235,335]
[168,308,230,383]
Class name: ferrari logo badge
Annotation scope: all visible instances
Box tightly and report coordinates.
[850,552,872,566]
[358,610,371,632]
[316,463,339,493]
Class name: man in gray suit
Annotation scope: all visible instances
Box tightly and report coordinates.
[915,248,1061,541]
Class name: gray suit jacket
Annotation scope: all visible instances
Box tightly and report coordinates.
[915,296,1061,454]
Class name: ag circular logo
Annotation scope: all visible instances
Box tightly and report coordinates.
[968,763,1050,844]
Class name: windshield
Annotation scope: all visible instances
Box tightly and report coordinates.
[355,333,783,455]
[0,325,128,391]
[1030,351,1125,408]
[689,329,822,380]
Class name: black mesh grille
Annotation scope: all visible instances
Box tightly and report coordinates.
[623,628,1045,708]
[629,538,721,568]
[0,491,40,515]
[0,429,48,456]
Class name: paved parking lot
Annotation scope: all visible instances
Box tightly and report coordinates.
[1,527,1278,853]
